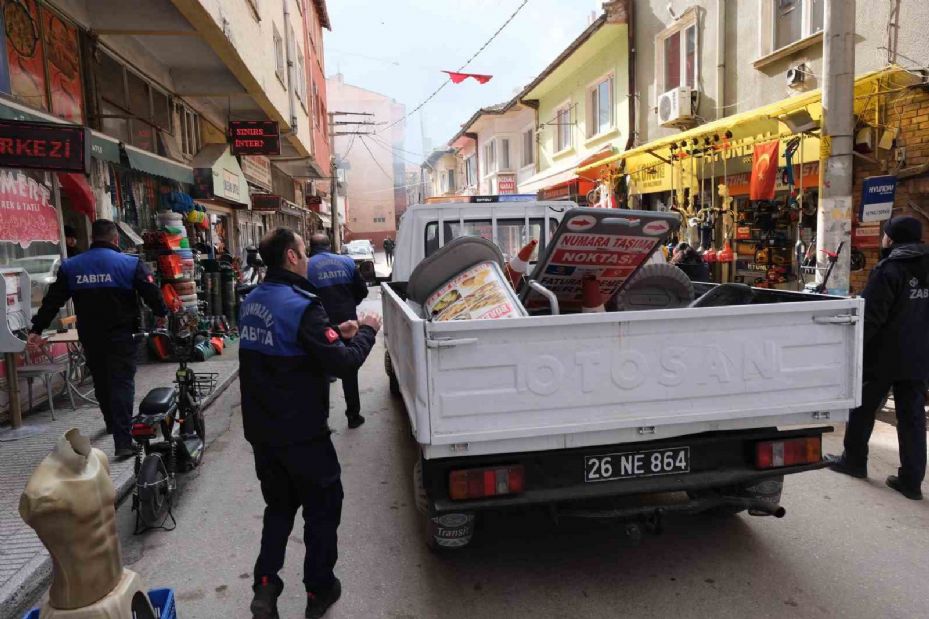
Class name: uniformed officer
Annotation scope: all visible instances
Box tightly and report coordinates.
[28,219,167,459]
[306,233,370,429]
[827,216,929,500]
[240,227,380,619]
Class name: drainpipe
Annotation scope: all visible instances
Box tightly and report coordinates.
[624,0,636,150]
[282,1,298,137]
[716,0,726,120]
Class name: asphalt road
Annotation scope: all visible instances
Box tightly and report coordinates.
[106,288,928,619]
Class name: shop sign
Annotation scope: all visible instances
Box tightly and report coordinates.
[228,120,281,156]
[221,168,242,201]
[853,223,882,249]
[859,175,896,223]
[241,155,272,190]
[497,174,517,194]
[0,169,59,247]
[250,193,283,212]
[305,194,322,211]
[0,120,89,173]
[539,182,574,202]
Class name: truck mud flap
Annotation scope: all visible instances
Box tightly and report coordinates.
[427,512,476,549]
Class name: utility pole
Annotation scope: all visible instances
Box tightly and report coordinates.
[817,0,856,295]
[328,111,376,252]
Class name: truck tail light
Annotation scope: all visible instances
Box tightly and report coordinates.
[755,437,821,469]
[449,465,525,501]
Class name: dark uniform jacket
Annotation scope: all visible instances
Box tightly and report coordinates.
[30,242,166,340]
[861,243,929,381]
[238,268,376,446]
[306,251,368,323]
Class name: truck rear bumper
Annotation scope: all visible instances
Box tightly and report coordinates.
[425,426,831,514]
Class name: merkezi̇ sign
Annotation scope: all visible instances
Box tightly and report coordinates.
[0,120,90,173]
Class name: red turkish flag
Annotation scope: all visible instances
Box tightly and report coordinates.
[442,70,493,84]
[750,140,779,200]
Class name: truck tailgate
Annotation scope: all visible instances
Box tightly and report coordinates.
[420,297,862,450]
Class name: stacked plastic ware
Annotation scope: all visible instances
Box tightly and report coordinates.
[156,210,198,312]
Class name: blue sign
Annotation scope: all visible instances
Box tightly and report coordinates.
[860,175,896,223]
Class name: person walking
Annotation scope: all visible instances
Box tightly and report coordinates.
[827,216,929,500]
[383,237,394,266]
[306,233,370,429]
[28,219,167,458]
[239,227,380,619]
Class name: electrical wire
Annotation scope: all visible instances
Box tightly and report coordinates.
[367,133,427,158]
[358,135,395,181]
[376,0,531,136]
[366,134,427,167]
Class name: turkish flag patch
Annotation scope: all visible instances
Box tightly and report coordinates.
[324,328,339,344]
[146,274,154,283]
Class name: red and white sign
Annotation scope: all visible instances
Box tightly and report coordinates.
[497,174,517,195]
[643,220,670,235]
[0,170,60,247]
[566,216,597,231]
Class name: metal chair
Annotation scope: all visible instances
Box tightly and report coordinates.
[18,341,75,420]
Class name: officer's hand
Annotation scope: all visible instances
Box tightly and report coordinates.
[338,320,359,339]
[358,312,382,333]
[26,333,45,351]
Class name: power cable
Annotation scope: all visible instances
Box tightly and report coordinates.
[376,0,530,135]
[358,135,395,181]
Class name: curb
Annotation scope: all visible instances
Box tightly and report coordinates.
[1,368,239,619]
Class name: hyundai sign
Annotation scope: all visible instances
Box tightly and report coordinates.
[859,175,896,223]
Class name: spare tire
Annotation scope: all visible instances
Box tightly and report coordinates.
[613,263,694,311]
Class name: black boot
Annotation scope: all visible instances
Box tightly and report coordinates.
[305,578,341,619]
[886,475,923,501]
[251,576,283,619]
[824,453,867,479]
[347,414,365,429]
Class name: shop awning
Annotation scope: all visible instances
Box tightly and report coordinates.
[578,65,920,180]
[89,131,121,164]
[124,144,194,184]
[191,144,249,206]
[316,212,332,228]
[58,172,95,220]
[520,161,584,194]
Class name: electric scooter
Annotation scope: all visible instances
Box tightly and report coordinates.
[130,311,215,532]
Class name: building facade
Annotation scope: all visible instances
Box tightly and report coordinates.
[326,74,406,246]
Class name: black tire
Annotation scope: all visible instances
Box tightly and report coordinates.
[385,351,400,396]
[137,454,171,527]
[613,263,695,311]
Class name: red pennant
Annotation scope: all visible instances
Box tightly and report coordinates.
[442,70,493,84]
[750,140,779,201]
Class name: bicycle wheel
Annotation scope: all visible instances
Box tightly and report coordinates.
[137,454,170,527]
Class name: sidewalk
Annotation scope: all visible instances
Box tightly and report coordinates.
[0,345,240,619]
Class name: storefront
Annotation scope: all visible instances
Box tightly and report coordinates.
[191,144,250,258]
[577,66,906,291]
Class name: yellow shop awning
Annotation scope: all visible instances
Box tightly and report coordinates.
[579,65,920,182]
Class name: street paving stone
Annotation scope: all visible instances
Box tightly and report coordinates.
[0,347,239,618]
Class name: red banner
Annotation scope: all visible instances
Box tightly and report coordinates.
[43,8,83,123]
[5,0,48,111]
[0,169,60,247]
[749,140,779,201]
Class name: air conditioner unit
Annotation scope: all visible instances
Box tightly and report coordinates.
[786,64,806,87]
[657,87,694,127]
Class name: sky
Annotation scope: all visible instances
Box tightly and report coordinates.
[323,0,602,165]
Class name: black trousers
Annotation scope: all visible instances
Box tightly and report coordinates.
[253,439,343,593]
[342,370,361,418]
[844,378,927,489]
[83,337,137,451]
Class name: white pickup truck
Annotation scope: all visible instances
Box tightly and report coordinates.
[383,201,863,549]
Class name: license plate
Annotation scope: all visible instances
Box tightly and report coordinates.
[584,447,690,482]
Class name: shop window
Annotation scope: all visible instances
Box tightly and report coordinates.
[273,25,285,86]
[522,128,534,167]
[447,169,456,192]
[500,138,511,170]
[587,75,614,138]
[555,105,572,153]
[424,218,544,260]
[178,105,201,158]
[656,12,697,93]
[775,0,823,50]
[2,3,84,122]
[99,100,129,143]
[296,49,307,107]
[373,216,386,223]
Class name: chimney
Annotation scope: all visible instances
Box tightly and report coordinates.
[602,0,630,24]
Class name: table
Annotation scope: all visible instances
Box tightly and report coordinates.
[46,330,97,406]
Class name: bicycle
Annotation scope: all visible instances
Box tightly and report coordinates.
[130,311,216,533]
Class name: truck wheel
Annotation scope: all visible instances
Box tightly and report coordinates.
[385,350,400,396]
[413,459,475,551]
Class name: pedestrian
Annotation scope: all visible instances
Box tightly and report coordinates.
[383,237,395,266]
[670,242,711,282]
[827,215,928,500]
[239,227,380,619]
[28,219,167,459]
[306,233,370,429]
[63,225,81,258]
